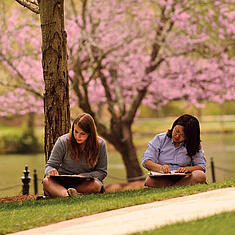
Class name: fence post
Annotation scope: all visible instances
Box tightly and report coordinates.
[21,165,31,195]
[33,169,38,195]
[210,158,216,183]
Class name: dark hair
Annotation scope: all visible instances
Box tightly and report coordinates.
[167,114,201,157]
[68,113,100,168]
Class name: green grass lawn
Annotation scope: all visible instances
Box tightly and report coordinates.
[1,178,235,234]
[132,211,235,235]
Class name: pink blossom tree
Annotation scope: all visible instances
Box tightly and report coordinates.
[0,7,43,116]
[1,0,234,179]
[66,0,235,180]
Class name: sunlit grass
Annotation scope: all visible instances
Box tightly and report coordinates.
[132,211,235,235]
[1,178,235,234]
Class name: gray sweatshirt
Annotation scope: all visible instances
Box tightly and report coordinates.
[45,134,108,181]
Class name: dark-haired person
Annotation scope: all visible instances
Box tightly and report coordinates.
[142,114,206,188]
[42,113,108,197]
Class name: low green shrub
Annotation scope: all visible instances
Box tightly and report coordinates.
[0,131,42,154]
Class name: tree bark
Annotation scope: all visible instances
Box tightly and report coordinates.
[116,132,144,182]
[96,119,144,181]
[38,0,70,162]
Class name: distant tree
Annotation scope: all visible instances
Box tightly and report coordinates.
[0,0,234,179]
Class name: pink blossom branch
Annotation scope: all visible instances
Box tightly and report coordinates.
[70,0,82,28]
[0,1,7,27]
[81,0,88,29]
[99,71,115,111]
[0,52,42,98]
[70,58,94,116]
[124,4,174,123]
[0,80,43,99]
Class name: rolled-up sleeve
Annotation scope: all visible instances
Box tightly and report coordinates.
[142,135,161,169]
[192,149,207,172]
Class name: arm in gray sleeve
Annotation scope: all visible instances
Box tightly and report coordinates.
[45,136,67,176]
[81,139,108,181]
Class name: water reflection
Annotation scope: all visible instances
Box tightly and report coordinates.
[202,133,235,183]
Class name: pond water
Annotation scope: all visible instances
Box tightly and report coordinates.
[0,132,234,198]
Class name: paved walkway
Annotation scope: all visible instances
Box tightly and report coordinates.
[11,187,235,235]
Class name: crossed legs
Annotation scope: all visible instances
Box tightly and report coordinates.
[144,170,207,188]
[42,176,102,198]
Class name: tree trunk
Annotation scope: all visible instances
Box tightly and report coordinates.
[97,120,144,181]
[39,0,70,162]
[118,141,144,182]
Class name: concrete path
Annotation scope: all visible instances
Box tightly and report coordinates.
[11,187,235,235]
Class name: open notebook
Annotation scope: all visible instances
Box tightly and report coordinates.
[148,170,191,177]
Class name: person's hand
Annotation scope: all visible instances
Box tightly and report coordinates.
[159,165,170,173]
[49,168,59,176]
[175,167,191,173]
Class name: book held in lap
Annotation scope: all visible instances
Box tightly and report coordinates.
[148,170,191,177]
[50,175,94,188]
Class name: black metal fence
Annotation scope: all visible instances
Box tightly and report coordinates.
[0,165,42,196]
[0,160,235,196]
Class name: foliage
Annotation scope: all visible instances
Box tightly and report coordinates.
[0,0,234,115]
[66,0,235,111]
[0,129,42,154]
[0,178,235,234]
[0,5,43,116]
